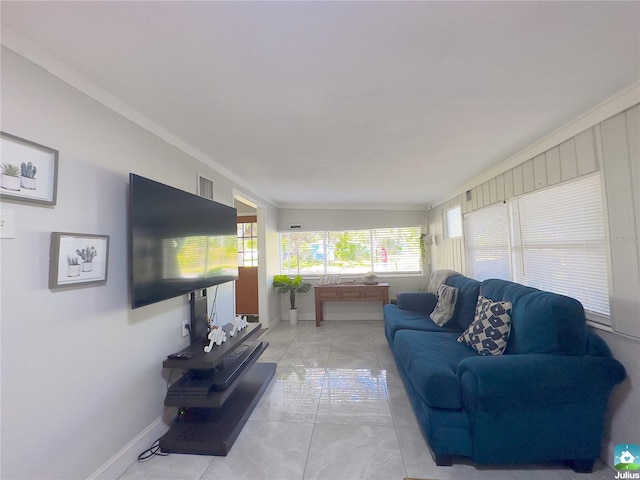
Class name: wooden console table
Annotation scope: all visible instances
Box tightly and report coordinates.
[314,283,390,326]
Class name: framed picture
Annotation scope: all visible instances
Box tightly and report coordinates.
[49,232,110,289]
[1,131,59,205]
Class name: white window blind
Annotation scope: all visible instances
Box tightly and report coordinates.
[279,226,422,276]
[510,174,610,318]
[465,202,511,282]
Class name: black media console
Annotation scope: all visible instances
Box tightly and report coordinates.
[159,320,276,455]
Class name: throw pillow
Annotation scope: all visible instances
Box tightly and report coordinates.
[457,296,512,355]
[430,284,459,327]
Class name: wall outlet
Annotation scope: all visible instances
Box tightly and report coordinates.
[181,320,190,338]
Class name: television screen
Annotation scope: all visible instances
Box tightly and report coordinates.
[128,173,238,309]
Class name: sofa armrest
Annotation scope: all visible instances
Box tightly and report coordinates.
[396,292,437,314]
[458,354,626,411]
[457,354,626,464]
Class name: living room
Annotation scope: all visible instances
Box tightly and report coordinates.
[1,2,639,480]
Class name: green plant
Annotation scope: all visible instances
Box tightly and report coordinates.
[20,162,37,179]
[76,246,97,263]
[67,256,79,266]
[273,274,311,309]
[1,163,20,177]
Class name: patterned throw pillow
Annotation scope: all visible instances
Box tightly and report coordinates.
[430,284,459,327]
[457,296,512,355]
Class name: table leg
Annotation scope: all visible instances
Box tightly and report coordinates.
[315,297,323,327]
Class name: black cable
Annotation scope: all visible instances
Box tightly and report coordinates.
[137,438,169,462]
[208,285,219,328]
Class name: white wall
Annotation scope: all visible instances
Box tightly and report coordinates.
[0,47,278,479]
[426,91,640,467]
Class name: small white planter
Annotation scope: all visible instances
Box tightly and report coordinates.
[20,176,36,190]
[1,174,20,191]
[289,309,298,326]
[82,262,93,272]
[67,264,81,277]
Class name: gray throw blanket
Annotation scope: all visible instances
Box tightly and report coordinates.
[428,269,461,293]
[430,284,459,327]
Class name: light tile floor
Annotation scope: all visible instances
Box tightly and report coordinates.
[120,320,616,480]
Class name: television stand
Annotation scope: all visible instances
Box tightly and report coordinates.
[159,322,275,455]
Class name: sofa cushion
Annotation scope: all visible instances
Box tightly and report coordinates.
[394,330,477,409]
[430,284,459,327]
[457,296,512,356]
[480,279,587,355]
[384,304,461,343]
[445,275,481,331]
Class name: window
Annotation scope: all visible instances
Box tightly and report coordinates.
[279,226,422,276]
[446,206,463,238]
[237,216,258,267]
[465,202,510,282]
[465,174,610,322]
[510,174,609,317]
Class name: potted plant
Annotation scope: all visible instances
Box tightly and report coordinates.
[67,256,81,277]
[76,246,97,272]
[20,161,37,190]
[273,274,311,325]
[1,163,21,191]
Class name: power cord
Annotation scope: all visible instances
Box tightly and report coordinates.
[137,438,169,462]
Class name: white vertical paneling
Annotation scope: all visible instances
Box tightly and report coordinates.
[626,106,639,243]
[476,184,484,208]
[482,182,490,207]
[546,146,562,185]
[488,178,497,204]
[512,165,524,196]
[522,159,535,193]
[496,173,505,202]
[533,153,547,189]
[471,186,479,211]
[504,169,514,199]
[560,138,578,181]
[600,111,640,339]
[576,128,598,175]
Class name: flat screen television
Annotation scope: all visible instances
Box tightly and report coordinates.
[128,173,239,309]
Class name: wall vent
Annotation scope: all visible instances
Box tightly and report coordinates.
[198,174,214,200]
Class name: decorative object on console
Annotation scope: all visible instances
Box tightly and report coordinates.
[49,232,109,289]
[0,131,58,205]
[229,315,249,337]
[204,326,227,353]
[363,271,378,284]
[273,274,311,325]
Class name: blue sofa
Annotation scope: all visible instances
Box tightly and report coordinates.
[384,274,626,473]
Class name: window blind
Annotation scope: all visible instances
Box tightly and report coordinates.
[465,202,511,282]
[510,174,610,318]
[279,226,422,276]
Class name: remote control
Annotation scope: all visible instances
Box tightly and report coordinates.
[167,352,192,359]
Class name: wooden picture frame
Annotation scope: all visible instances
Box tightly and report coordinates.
[1,132,59,205]
[49,232,110,289]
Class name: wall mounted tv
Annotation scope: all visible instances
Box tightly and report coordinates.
[128,173,239,309]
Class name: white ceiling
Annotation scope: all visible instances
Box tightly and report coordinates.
[2,1,639,208]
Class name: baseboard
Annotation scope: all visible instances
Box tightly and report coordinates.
[87,408,175,480]
[296,313,384,321]
[603,440,615,470]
